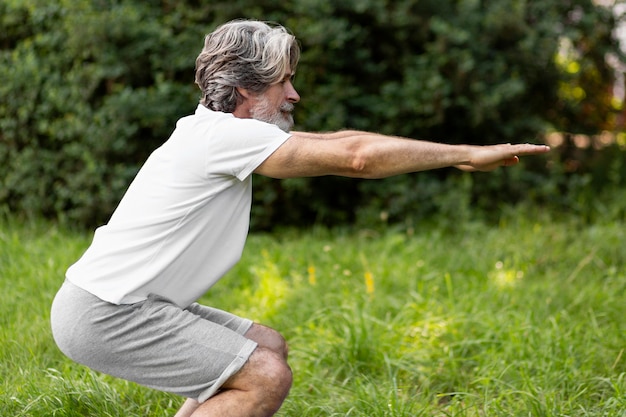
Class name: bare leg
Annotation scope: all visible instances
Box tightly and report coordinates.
[174,324,291,417]
[191,346,292,417]
[244,323,289,359]
[174,399,200,417]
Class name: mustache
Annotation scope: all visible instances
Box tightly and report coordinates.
[280,102,294,113]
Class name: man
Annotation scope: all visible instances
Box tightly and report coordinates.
[50,19,550,417]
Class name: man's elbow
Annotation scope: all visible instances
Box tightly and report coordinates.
[348,151,382,179]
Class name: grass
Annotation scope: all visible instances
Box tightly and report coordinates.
[1,208,625,416]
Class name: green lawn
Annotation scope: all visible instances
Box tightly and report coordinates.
[1,210,625,416]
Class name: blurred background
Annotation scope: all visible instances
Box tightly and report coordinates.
[1,0,624,230]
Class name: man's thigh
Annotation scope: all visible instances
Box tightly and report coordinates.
[185,302,255,333]
[51,281,258,402]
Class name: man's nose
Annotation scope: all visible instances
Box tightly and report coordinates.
[286,81,300,103]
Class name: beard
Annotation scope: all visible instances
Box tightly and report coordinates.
[250,96,294,133]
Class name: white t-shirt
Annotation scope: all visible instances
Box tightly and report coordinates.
[66,105,291,308]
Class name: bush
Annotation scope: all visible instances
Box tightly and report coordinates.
[0,0,199,225]
[0,0,623,228]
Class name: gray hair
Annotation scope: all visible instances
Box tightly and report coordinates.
[195,19,300,112]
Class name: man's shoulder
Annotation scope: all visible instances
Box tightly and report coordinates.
[171,105,235,137]
[192,104,234,122]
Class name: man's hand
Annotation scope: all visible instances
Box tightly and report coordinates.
[455,143,551,172]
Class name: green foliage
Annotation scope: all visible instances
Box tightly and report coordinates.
[266,0,625,229]
[2,211,625,415]
[0,0,623,228]
[291,0,622,140]
[0,0,199,225]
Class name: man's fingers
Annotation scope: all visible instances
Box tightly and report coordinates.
[515,144,551,155]
[503,156,520,166]
[466,143,549,171]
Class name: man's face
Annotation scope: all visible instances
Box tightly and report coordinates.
[250,70,300,132]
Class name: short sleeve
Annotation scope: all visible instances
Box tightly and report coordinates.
[206,116,292,181]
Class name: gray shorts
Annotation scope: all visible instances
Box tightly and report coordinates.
[50,280,257,402]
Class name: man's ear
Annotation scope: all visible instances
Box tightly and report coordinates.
[233,87,253,118]
[236,87,252,99]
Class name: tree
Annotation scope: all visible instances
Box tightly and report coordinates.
[1,0,623,228]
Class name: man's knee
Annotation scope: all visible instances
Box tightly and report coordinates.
[222,347,292,413]
[253,347,292,395]
[225,346,292,393]
[245,324,289,359]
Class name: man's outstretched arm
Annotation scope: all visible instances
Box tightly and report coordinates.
[254,130,550,179]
